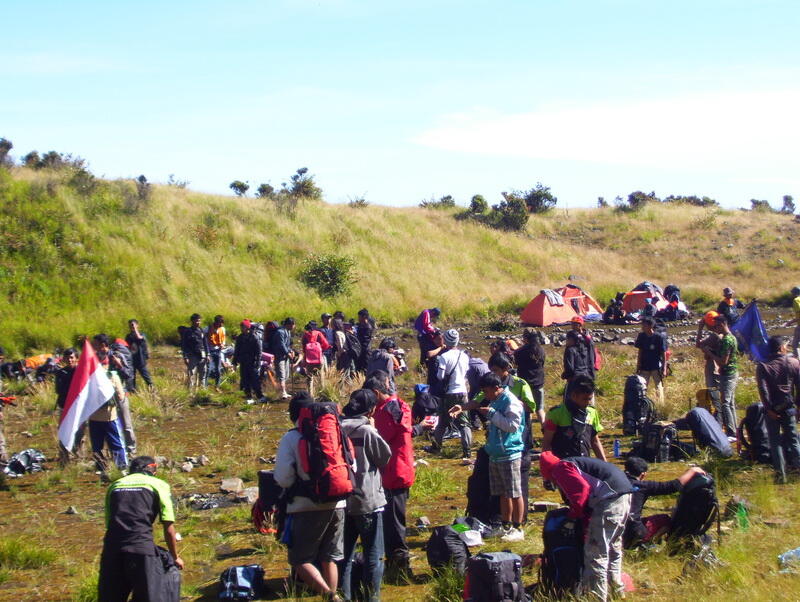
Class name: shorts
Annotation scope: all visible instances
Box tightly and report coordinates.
[287,508,345,566]
[275,358,291,384]
[488,457,522,498]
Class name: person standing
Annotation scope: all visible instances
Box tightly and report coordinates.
[93,334,137,457]
[55,348,83,465]
[125,319,154,392]
[783,286,800,358]
[356,309,375,374]
[98,455,184,600]
[703,314,739,437]
[340,390,392,602]
[414,307,441,367]
[429,329,472,464]
[366,338,400,394]
[514,328,547,427]
[206,315,226,388]
[320,313,336,366]
[695,311,722,390]
[717,287,745,326]
[756,335,800,483]
[542,375,606,461]
[562,330,594,402]
[271,318,296,399]
[180,313,208,391]
[233,320,264,404]
[300,321,330,396]
[88,366,129,479]
[635,317,667,406]
[333,318,354,378]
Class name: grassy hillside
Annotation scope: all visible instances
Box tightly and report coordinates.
[1,166,798,354]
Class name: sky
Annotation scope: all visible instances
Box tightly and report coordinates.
[3,0,800,208]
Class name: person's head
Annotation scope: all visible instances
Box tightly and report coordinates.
[321,313,332,326]
[488,352,513,377]
[641,316,655,334]
[240,319,252,334]
[128,319,139,331]
[430,307,441,320]
[363,373,391,401]
[723,287,734,299]
[283,317,296,330]
[332,318,344,332]
[62,347,79,367]
[624,456,649,480]
[92,333,110,353]
[305,321,318,332]
[569,375,596,408]
[213,314,224,327]
[480,371,504,401]
[357,308,370,323]
[792,286,800,297]
[343,389,378,418]
[570,316,584,331]
[713,313,730,333]
[379,337,396,352]
[565,330,581,347]
[443,328,460,348]
[190,313,202,327]
[129,455,158,476]
[431,329,444,347]
[288,391,314,423]
[768,335,788,356]
[333,311,345,321]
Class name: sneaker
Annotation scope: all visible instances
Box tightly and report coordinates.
[281,392,291,400]
[501,527,525,542]
[486,525,509,539]
[423,445,440,455]
[245,398,255,405]
[460,458,475,466]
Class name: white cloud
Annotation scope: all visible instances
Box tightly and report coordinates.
[412,91,800,172]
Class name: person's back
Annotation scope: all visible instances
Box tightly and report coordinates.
[544,402,603,459]
[437,346,469,395]
[367,348,395,390]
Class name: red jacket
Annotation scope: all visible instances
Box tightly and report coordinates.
[374,394,415,490]
[302,330,331,351]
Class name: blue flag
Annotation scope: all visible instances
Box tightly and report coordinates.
[730,301,769,362]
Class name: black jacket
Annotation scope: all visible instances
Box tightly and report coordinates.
[515,343,545,389]
[181,326,208,358]
[234,333,262,367]
[55,367,75,409]
[624,474,680,547]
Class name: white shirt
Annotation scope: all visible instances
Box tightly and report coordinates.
[436,348,469,394]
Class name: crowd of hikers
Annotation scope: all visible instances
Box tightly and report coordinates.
[1,285,800,601]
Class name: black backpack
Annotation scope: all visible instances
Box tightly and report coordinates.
[622,375,655,436]
[156,546,181,602]
[637,422,678,463]
[539,507,583,596]
[738,403,772,464]
[252,470,287,540]
[426,525,470,575]
[218,564,265,600]
[110,341,134,381]
[668,473,720,543]
[464,552,526,602]
[465,447,501,527]
[344,331,362,357]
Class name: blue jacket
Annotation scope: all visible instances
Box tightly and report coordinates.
[484,389,525,462]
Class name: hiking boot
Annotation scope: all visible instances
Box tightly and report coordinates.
[500,527,525,542]
[384,556,413,584]
[423,445,441,455]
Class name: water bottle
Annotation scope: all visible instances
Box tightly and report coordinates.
[779,547,800,573]
[736,502,750,530]
[613,439,621,458]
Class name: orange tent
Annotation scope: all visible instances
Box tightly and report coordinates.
[520,284,604,326]
[622,283,670,313]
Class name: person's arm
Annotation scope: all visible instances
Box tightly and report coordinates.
[421,310,435,335]
[162,522,184,569]
[707,339,731,367]
[366,428,392,468]
[677,466,706,487]
[487,400,522,433]
[541,420,556,452]
[695,320,706,348]
[756,364,770,409]
[591,433,607,461]
[638,478,681,496]
[550,462,590,519]
[660,338,667,377]
[436,354,447,383]
[636,347,643,373]
[519,380,536,414]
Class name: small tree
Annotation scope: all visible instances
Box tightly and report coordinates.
[136,175,151,202]
[289,167,323,200]
[420,195,457,209]
[469,194,488,214]
[0,138,12,167]
[750,199,773,212]
[229,180,249,197]
[299,253,357,298]
[626,190,659,210]
[490,195,529,231]
[40,151,64,169]
[597,196,608,208]
[781,194,795,214]
[256,183,275,199]
[22,151,41,168]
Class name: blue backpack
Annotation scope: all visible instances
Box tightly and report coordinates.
[218,565,265,600]
[539,508,582,596]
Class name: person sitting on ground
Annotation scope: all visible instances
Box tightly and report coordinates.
[641,298,658,319]
[783,286,800,359]
[717,287,745,326]
[514,328,547,428]
[602,293,628,325]
[635,317,667,406]
[125,319,154,392]
[756,335,800,483]
[180,313,209,390]
[93,334,136,457]
[363,373,415,581]
[275,392,346,602]
[414,307,441,366]
[451,372,527,542]
[429,329,473,464]
[540,451,633,602]
[233,320,264,404]
[366,337,400,393]
[542,375,606,460]
[206,315,226,388]
[340,389,392,602]
[55,348,83,465]
[622,456,707,549]
[356,308,375,374]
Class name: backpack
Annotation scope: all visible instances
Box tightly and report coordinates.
[539,507,583,596]
[464,552,526,602]
[304,333,323,365]
[426,525,470,575]
[738,403,772,464]
[218,565,265,600]
[252,470,287,539]
[110,341,134,381]
[293,402,355,503]
[637,421,678,463]
[156,546,181,602]
[675,407,732,458]
[622,375,655,436]
[465,447,501,527]
[344,331,362,357]
[412,384,440,421]
[668,473,720,543]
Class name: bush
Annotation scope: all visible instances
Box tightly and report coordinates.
[750,199,773,212]
[503,183,557,213]
[299,253,357,298]
[468,194,488,214]
[348,195,369,208]
[288,167,322,200]
[781,195,795,214]
[488,196,529,231]
[256,183,275,199]
[229,180,249,197]
[0,138,12,167]
[420,195,456,209]
[663,194,718,207]
[167,174,189,188]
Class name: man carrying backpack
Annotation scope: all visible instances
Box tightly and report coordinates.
[414,307,441,367]
[180,313,209,391]
[756,335,800,483]
[635,317,667,406]
[93,334,137,456]
[271,318,296,400]
[539,451,633,602]
[300,321,330,396]
[429,329,472,464]
[340,389,392,602]
[233,320,264,404]
[125,319,154,392]
[274,393,347,602]
[98,455,184,601]
[55,348,84,465]
[364,373,415,581]
[542,375,606,461]
[783,286,800,358]
[717,287,745,325]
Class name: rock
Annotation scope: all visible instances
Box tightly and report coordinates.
[220,477,244,493]
[236,411,247,418]
[180,462,194,473]
[414,459,429,467]
[154,456,169,467]
[198,455,210,466]
[600,334,617,343]
[21,431,33,438]
[530,501,561,513]
[620,337,635,345]
[64,506,78,515]
[184,456,197,464]
[236,487,259,505]
[258,457,270,464]
[540,334,551,345]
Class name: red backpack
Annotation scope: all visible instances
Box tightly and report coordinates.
[304,332,323,365]
[295,402,355,503]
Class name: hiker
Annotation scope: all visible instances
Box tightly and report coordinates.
[539,451,633,602]
[428,329,473,465]
[465,354,491,430]
[300,321,330,396]
[363,373,415,580]
[641,298,657,319]
[356,308,375,373]
[622,456,707,548]
[332,318,355,377]
[414,307,441,366]
[562,328,594,402]
[98,455,184,600]
[180,313,209,390]
[125,319,154,392]
[602,293,629,325]
[270,317,296,399]
[542,375,606,460]
[635,317,667,406]
[756,335,800,483]
[233,320,264,404]
[340,389,392,602]
[55,348,84,465]
[783,286,800,358]
[366,337,400,393]
[275,392,347,602]
[717,287,745,325]
[696,311,722,390]
[88,364,129,478]
[424,330,446,393]
[703,314,739,437]
[515,328,547,427]
[206,315,226,387]
[320,313,336,366]
[93,334,137,456]
[451,372,527,541]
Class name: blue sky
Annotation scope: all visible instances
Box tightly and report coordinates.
[3,0,799,208]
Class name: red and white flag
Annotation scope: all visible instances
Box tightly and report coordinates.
[58,339,115,451]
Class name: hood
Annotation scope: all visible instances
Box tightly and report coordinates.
[539,451,561,481]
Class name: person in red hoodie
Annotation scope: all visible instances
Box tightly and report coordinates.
[364,371,415,579]
[539,451,633,602]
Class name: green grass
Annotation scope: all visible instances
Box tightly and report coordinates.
[0,537,57,569]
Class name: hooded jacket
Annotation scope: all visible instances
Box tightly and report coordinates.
[373,394,415,490]
[341,416,391,515]
[483,389,525,463]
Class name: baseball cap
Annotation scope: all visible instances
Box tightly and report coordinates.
[703,311,719,327]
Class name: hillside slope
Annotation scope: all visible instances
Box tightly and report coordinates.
[1,166,798,354]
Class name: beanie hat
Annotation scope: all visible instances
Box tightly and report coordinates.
[343,389,377,417]
[443,328,460,347]
[539,451,560,481]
